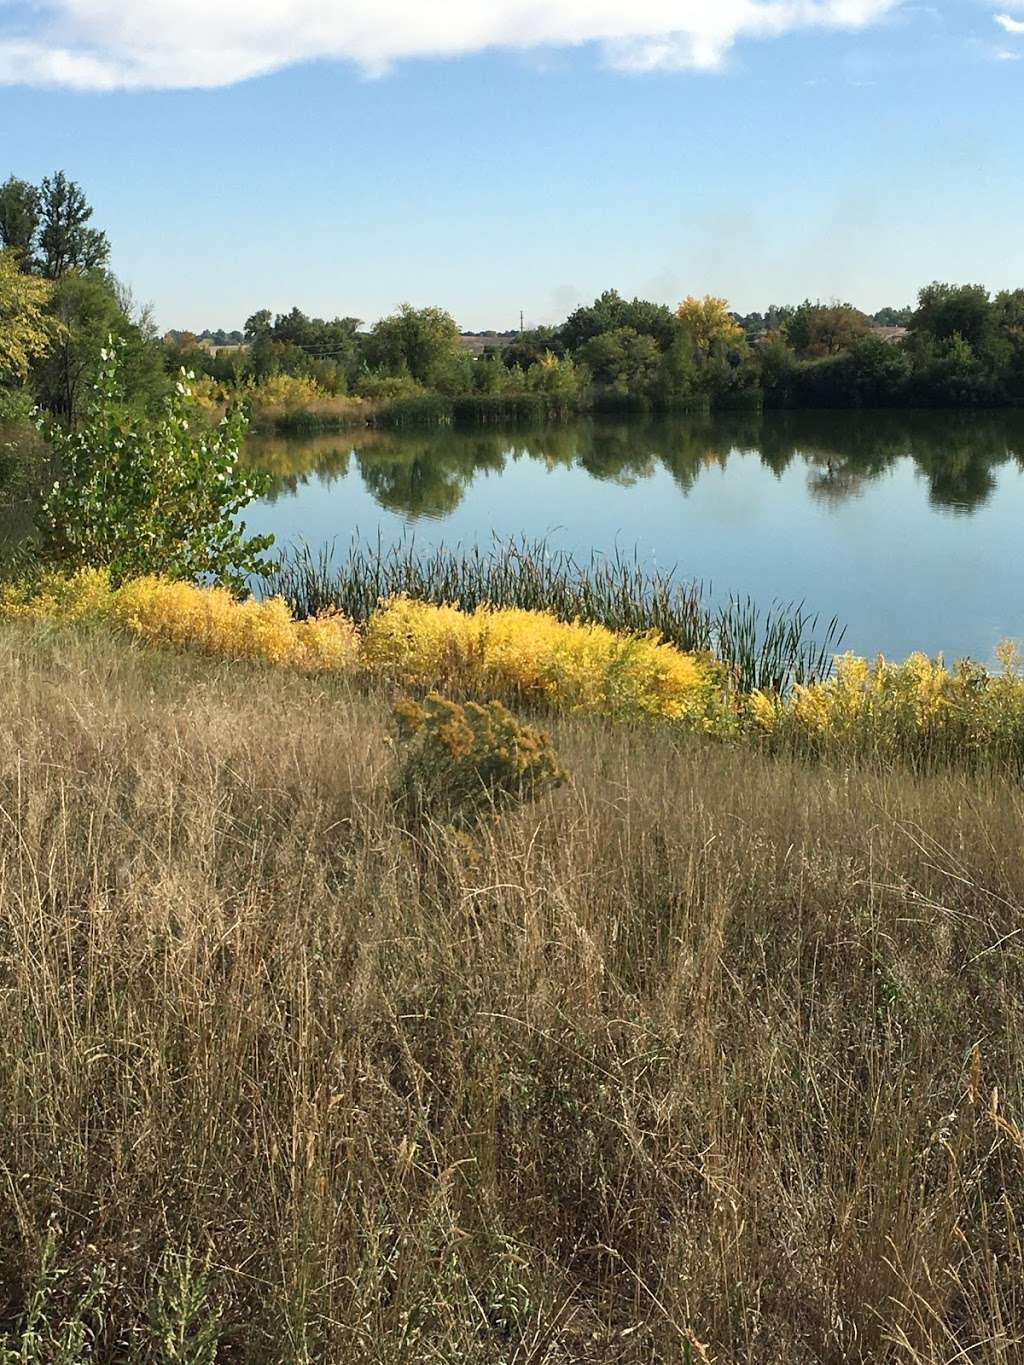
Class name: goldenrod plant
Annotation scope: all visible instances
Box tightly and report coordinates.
[364,595,725,722]
[4,568,1024,769]
[393,693,565,824]
[0,568,358,671]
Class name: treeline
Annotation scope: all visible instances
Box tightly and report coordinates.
[4,169,1024,431]
[171,287,1024,424]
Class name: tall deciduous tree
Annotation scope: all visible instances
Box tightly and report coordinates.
[911,283,992,354]
[579,326,661,395]
[364,304,462,386]
[0,249,54,381]
[560,290,676,352]
[784,301,870,358]
[675,296,745,361]
[33,272,165,425]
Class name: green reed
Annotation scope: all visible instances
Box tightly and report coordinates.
[260,535,845,693]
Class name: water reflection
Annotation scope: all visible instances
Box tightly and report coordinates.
[245,409,1024,521]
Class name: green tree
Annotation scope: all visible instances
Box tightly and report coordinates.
[559,290,676,352]
[33,271,164,424]
[36,171,110,279]
[872,305,912,328]
[756,332,798,404]
[37,339,274,589]
[364,304,463,386]
[0,249,54,381]
[0,177,40,259]
[784,301,870,357]
[654,334,699,403]
[502,325,565,369]
[579,327,661,396]
[244,309,273,341]
[911,282,992,354]
[991,288,1024,398]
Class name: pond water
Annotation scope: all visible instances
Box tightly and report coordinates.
[244,409,1024,663]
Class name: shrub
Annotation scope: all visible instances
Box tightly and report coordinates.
[364,595,726,722]
[244,374,328,409]
[748,644,1024,768]
[37,340,275,592]
[352,373,428,401]
[0,386,34,426]
[0,568,359,672]
[393,693,565,824]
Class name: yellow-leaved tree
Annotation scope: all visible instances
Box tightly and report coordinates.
[676,295,744,362]
[0,249,55,381]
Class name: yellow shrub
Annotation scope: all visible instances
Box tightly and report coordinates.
[0,570,358,673]
[363,595,721,720]
[758,647,1024,765]
[0,567,115,622]
[5,569,1023,768]
[393,693,566,824]
[112,578,359,670]
[246,375,328,408]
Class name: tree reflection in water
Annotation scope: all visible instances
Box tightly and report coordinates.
[244,409,1024,521]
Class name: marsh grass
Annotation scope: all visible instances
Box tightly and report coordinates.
[0,622,1020,1361]
[263,536,845,694]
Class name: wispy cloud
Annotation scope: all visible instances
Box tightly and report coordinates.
[0,0,904,91]
[995,13,1024,33]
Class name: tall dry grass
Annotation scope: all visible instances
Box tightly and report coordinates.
[0,622,1020,1362]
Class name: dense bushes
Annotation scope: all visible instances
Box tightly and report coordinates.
[7,569,1024,771]
[752,645,1024,767]
[363,595,724,721]
[0,568,358,671]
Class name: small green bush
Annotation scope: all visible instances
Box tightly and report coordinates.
[393,694,565,824]
[0,386,34,426]
[36,339,275,591]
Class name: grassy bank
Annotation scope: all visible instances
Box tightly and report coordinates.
[0,621,1020,1361]
[254,393,591,436]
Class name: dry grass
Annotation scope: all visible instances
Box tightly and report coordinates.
[0,622,1021,1362]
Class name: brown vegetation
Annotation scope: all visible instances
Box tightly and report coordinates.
[0,623,1020,1361]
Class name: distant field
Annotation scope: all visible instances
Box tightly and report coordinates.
[459,330,517,355]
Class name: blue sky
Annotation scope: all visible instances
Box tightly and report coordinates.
[2,1,1022,332]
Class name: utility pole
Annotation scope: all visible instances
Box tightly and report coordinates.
[520,310,524,335]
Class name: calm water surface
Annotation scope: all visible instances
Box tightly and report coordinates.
[244,410,1024,663]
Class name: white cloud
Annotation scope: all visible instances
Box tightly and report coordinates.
[0,0,903,91]
[995,13,1024,33]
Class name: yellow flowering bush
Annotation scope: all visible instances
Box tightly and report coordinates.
[364,595,724,721]
[0,569,358,672]
[113,577,358,670]
[4,568,1024,770]
[393,694,566,824]
[0,567,115,623]
[749,648,1024,766]
[245,375,329,408]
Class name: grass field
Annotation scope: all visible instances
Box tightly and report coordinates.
[0,622,1020,1362]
